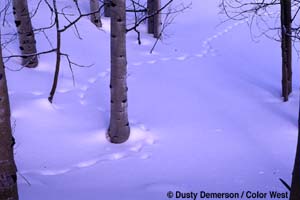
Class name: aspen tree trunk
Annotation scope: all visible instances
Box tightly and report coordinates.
[12,0,38,68]
[147,0,154,34]
[153,0,161,38]
[104,0,111,17]
[290,102,300,200]
[107,0,130,144]
[90,0,102,27]
[147,0,161,38]
[280,0,292,102]
[0,36,19,200]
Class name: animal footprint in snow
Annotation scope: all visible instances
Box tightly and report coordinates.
[130,144,143,152]
[98,72,107,78]
[39,168,71,176]
[78,93,85,99]
[31,91,43,96]
[139,124,149,131]
[57,88,72,93]
[147,60,157,64]
[140,154,151,160]
[160,57,171,61]
[176,55,188,61]
[75,159,99,168]
[79,85,89,91]
[110,153,126,160]
[217,32,223,36]
[202,50,208,55]
[79,99,87,105]
[88,77,98,84]
[132,62,142,66]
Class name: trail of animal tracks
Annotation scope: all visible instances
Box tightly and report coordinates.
[4,0,299,199]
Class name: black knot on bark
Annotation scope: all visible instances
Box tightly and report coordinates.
[26,32,33,37]
[14,20,21,27]
[11,174,17,183]
[11,137,15,148]
[111,2,116,7]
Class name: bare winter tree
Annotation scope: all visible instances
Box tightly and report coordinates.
[0,35,19,200]
[280,0,292,101]
[90,0,102,27]
[5,0,105,103]
[46,0,103,103]
[107,0,130,144]
[147,0,161,38]
[147,0,154,34]
[127,0,178,45]
[221,0,294,101]
[153,0,161,38]
[12,0,38,68]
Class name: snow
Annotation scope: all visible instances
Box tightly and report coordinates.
[1,0,298,199]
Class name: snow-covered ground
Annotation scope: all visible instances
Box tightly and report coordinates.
[1,0,299,199]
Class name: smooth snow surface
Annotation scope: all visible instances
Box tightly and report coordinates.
[1,0,298,199]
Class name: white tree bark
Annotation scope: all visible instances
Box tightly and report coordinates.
[108,0,130,144]
[0,36,19,200]
[12,0,38,68]
[90,0,102,27]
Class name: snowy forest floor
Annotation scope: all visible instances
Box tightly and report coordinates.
[2,0,299,199]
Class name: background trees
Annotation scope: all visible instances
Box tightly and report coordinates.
[12,0,38,68]
[221,0,294,101]
[147,0,161,38]
[280,0,292,102]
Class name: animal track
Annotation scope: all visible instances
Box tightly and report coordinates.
[19,123,156,177]
[22,19,250,179]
